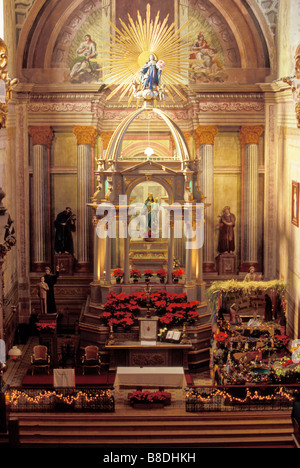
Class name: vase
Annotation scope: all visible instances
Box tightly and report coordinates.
[133,278,138,284]
[116,278,121,284]
[160,278,165,284]
[145,278,150,283]
[173,278,179,283]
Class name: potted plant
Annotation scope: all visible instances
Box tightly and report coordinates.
[112,268,124,284]
[156,268,167,283]
[128,390,171,409]
[130,268,141,283]
[172,268,185,283]
[143,269,153,283]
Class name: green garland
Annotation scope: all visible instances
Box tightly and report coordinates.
[206,279,287,316]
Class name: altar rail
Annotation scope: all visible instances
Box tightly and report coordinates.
[6,387,115,413]
[185,385,300,412]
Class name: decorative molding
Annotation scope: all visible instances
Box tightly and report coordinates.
[28,126,53,148]
[193,125,218,146]
[198,101,264,113]
[28,101,92,113]
[73,126,98,146]
[239,126,264,146]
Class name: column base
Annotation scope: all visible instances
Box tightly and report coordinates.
[203,261,217,273]
[32,262,48,273]
[216,253,237,276]
[75,262,92,273]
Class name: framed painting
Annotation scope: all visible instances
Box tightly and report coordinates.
[292,181,299,227]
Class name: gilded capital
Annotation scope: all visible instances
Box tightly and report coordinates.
[193,126,218,146]
[28,126,54,148]
[100,131,114,150]
[239,126,263,146]
[73,126,98,146]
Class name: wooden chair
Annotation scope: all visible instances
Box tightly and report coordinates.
[81,345,101,375]
[31,345,50,375]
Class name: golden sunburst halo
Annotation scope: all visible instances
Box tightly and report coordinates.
[100,3,190,103]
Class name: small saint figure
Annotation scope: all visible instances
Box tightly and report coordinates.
[244,266,262,282]
[143,193,154,238]
[44,266,60,314]
[37,276,49,314]
[217,206,236,254]
[54,207,76,255]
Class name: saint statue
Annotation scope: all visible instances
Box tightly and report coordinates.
[37,276,49,314]
[143,193,155,238]
[217,206,236,254]
[140,54,162,90]
[54,207,76,255]
[44,266,60,314]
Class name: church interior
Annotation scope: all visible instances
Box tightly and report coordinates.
[0,0,300,450]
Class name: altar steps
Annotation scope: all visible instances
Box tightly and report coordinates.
[11,411,295,448]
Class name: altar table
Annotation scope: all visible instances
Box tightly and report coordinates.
[114,366,186,390]
[105,341,192,370]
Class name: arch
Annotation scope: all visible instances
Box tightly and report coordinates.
[16,0,275,83]
[125,176,174,204]
[105,107,190,162]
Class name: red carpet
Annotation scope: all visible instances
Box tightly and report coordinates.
[22,370,115,387]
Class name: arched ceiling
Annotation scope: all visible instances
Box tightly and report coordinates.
[16,0,276,85]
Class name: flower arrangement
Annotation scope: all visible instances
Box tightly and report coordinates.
[214,331,229,343]
[101,290,199,330]
[112,268,124,283]
[156,269,167,278]
[143,269,153,280]
[36,322,56,332]
[172,268,185,281]
[128,390,171,406]
[102,291,141,330]
[274,334,290,348]
[156,269,167,281]
[130,269,141,280]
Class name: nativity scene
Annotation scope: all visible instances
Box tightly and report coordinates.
[0,0,299,449]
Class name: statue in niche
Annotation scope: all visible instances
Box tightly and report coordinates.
[142,193,163,239]
[54,207,76,255]
[217,206,236,254]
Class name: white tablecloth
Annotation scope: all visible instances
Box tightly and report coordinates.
[114,366,186,390]
[53,368,75,388]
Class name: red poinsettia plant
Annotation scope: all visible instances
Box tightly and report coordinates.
[156,269,167,278]
[130,269,141,279]
[112,268,124,279]
[214,331,229,343]
[143,269,154,278]
[172,268,185,278]
[128,390,171,405]
[102,291,141,330]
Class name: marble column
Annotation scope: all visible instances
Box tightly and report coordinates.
[194,126,218,273]
[167,212,174,284]
[73,126,98,268]
[28,126,53,270]
[239,126,263,271]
